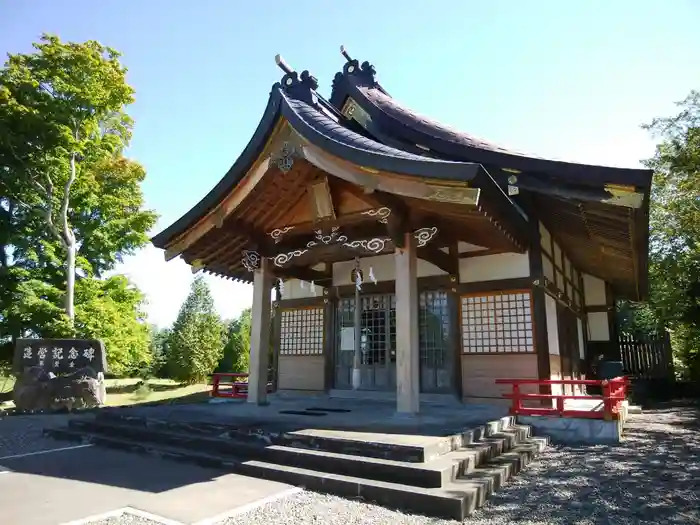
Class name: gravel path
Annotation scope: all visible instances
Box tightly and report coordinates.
[219,403,700,525]
[0,413,86,458]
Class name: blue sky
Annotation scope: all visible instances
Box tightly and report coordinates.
[3,1,699,327]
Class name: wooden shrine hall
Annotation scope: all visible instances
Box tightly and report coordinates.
[151,49,652,414]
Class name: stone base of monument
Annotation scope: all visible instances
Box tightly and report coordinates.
[12,366,106,412]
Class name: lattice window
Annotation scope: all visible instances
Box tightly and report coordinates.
[419,291,450,367]
[280,307,324,356]
[461,291,534,353]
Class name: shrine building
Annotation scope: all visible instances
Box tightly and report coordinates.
[151,50,652,414]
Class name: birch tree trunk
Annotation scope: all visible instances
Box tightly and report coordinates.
[62,151,78,322]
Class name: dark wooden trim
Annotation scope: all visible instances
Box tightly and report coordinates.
[448,288,463,398]
[417,245,457,275]
[271,307,282,392]
[274,266,332,284]
[459,248,508,259]
[276,297,326,309]
[454,277,533,295]
[521,199,551,401]
[460,351,537,356]
[541,234,582,294]
[605,282,620,359]
[333,274,453,298]
[539,278,585,319]
[323,297,336,392]
[585,304,613,313]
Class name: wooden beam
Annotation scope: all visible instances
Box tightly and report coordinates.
[274,266,332,283]
[271,221,389,254]
[417,245,458,275]
[334,180,412,247]
[458,247,508,259]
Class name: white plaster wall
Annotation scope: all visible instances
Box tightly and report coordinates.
[545,295,560,355]
[577,318,586,359]
[459,252,530,283]
[539,222,552,253]
[583,273,607,306]
[282,279,324,299]
[543,256,555,281]
[587,312,610,341]
[332,254,445,286]
[457,242,487,253]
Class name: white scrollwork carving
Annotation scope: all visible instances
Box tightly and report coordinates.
[307,227,348,247]
[242,250,261,272]
[414,227,438,247]
[269,226,294,243]
[343,237,388,254]
[361,207,392,224]
[273,249,308,267]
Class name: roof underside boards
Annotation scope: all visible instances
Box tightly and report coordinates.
[180,161,524,283]
[330,59,652,300]
[152,73,528,283]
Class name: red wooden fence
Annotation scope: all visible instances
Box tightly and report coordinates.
[211,372,273,399]
[495,377,628,420]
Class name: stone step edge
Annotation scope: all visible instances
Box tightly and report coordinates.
[91,412,519,462]
[66,419,534,488]
[45,428,547,521]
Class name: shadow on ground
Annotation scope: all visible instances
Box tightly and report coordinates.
[1,442,225,493]
[464,402,700,524]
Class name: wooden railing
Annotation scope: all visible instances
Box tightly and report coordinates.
[494,377,628,420]
[210,372,273,399]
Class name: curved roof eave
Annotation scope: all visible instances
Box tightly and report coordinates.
[333,74,653,191]
[151,87,283,248]
[279,88,483,182]
[278,88,528,240]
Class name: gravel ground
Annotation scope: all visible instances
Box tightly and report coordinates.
[218,403,700,525]
[81,512,172,525]
[0,413,85,458]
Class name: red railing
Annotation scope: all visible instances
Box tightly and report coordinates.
[210,372,273,399]
[494,377,628,420]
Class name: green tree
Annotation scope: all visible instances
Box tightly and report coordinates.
[148,325,172,378]
[628,90,700,380]
[167,276,225,383]
[0,35,157,371]
[218,308,251,373]
[74,275,151,376]
[0,34,154,325]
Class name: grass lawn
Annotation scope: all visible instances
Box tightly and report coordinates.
[103,378,211,406]
[0,376,212,412]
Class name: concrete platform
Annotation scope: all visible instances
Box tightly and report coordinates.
[118,394,510,435]
[0,444,295,525]
[44,395,549,521]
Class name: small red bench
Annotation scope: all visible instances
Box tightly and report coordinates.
[211,372,273,399]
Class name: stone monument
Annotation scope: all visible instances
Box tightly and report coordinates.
[12,339,108,411]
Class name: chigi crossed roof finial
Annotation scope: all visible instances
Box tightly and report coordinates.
[274,54,319,104]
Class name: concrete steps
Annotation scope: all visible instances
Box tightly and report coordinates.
[45,413,548,521]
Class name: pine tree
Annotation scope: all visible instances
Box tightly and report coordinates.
[167,276,225,383]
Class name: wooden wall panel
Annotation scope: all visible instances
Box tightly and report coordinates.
[278,355,325,391]
[461,353,538,401]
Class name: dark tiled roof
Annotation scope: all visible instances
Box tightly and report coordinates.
[283,91,453,164]
[358,86,532,157]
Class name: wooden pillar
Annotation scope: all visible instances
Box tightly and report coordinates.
[248,258,273,405]
[395,233,420,414]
